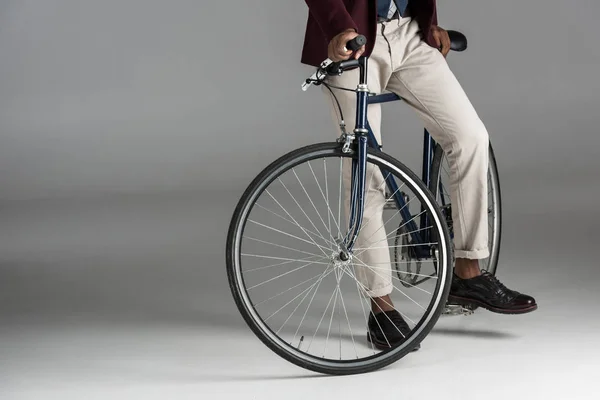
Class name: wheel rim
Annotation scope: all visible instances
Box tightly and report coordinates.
[229,146,451,370]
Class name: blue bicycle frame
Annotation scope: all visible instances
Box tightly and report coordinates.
[340,57,439,259]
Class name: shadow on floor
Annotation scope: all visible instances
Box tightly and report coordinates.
[429,327,518,339]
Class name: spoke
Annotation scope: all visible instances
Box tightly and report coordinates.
[266,189,332,257]
[255,272,324,307]
[279,267,333,337]
[353,271,376,355]
[351,258,426,315]
[337,267,341,360]
[278,177,331,251]
[366,258,440,268]
[439,164,452,200]
[363,168,391,212]
[341,267,407,343]
[348,264,420,326]
[357,187,416,247]
[354,173,404,237]
[442,163,451,178]
[324,278,340,357]
[265,267,333,323]
[338,157,343,238]
[389,270,435,295]
[354,209,429,258]
[245,236,326,259]
[368,259,434,295]
[352,260,438,279]
[244,254,323,273]
[361,225,437,250]
[292,265,330,344]
[248,219,332,254]
[254,203,338,248]
[245,259,327,290]
[308,160,342,242]
[293,166,337,246]
[242,253,329,265]
[338,265,358,359]
[354,242,439,251]
[323,159,333,241]
[307,277,339,352]
[356,224,434,252]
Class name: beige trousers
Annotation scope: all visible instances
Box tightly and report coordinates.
[323,17,490,298]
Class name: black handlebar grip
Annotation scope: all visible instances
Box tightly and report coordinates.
[346,35,367,52]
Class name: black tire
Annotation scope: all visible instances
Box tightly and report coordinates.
[226,142,453,375]
[429,143,502,276]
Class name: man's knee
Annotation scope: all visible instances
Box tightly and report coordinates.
[454,118,489,154]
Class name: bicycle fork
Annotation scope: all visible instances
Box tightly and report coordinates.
[338,57,429,260]
[339,57,370,257]
[344,135,368,254]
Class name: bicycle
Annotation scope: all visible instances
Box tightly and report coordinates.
[226,31,502,375]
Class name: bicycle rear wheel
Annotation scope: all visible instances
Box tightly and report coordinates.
[226,142,452,375]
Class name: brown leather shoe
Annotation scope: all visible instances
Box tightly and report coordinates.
[448,271,537,314]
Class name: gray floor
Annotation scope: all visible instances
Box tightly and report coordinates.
[1,183,599,400]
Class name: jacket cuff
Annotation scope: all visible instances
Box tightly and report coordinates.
[323,10,358,41]
[307,7,358,42]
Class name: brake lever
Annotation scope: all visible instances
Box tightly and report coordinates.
[302,35,366,91]
[301,58,334,91]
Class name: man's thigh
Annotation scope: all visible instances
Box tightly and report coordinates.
[386,30,487,151]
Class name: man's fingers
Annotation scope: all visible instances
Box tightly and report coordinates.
[328,30,361,61]
[335,38,353,60]
[336,47,352,60]
[443,33,451,56]
[354,45,366,59]
[339,32,359,52]
[433,29,450,57]
[328,41,349,61]
[432,31,441,49]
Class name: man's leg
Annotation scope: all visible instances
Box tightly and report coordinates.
[385,19,490,266]
[320,19,429,350]
[383,18,536,313]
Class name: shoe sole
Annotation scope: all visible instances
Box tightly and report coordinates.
[447,295,538,315]
[366,332,421,352]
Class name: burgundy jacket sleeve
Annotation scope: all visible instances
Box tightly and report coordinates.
[304,0,358,42]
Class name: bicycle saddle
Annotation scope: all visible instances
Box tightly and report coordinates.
[447,30,467,52]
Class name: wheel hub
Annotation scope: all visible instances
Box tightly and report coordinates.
[332,239,352,268]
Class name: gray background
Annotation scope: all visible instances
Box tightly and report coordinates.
[1,1,599,399]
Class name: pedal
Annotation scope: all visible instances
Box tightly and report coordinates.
[442,304,475,316]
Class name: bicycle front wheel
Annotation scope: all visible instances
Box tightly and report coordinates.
[226,142,452,375]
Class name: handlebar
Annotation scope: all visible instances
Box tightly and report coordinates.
[300,35,368,91]
[345,35,367,52]
[326,35,367,76]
